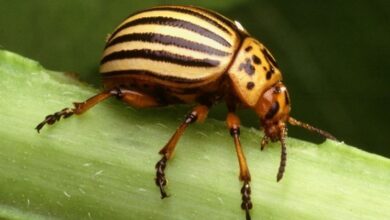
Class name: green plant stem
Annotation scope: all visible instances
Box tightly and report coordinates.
[0,50,389,220]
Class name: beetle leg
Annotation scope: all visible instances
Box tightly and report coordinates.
[226,112,252,220]
[155,105,209,199]
[36,88,161,132]
[115,89,161,108]
[35,90,114,132]
[260,135,270,151]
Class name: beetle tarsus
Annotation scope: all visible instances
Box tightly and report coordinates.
[241,181,252,220]
[245,208,251,220]
[35,108,74,133]
[155,156,169,199]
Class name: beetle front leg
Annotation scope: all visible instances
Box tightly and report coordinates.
[226,112,252,220]
[155,105,209,199]
[260,135,270,151]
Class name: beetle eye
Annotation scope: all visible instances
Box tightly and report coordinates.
[274,86,281,93]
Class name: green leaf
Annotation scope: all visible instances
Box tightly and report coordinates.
[0,50,389,220]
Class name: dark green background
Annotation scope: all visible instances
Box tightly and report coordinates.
[0,0,389,157]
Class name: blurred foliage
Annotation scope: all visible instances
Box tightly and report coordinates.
[0,0,389,157]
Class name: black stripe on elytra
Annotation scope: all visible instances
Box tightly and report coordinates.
[109,16,232,48]
[101,49,220,67]
[189,6,241,36]
[105,33,230,57]
[139,6,232,36]
[102,70,204,84]
[265,101,280,119]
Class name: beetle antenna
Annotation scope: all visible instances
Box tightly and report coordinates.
[288,117,338,141]
[276,124,287,182]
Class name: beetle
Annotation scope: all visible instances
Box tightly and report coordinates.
[36,5,337,220]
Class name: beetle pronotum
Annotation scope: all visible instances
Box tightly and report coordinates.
[36,5,337,220]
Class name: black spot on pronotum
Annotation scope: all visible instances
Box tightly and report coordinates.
[261,48,278,67]
[266,66,274,80]
[246,82,255,90]
[239,58,255,75]
[265,101,280,119]
[245,46,253,52]
[260,48,277,80]
[252,55,261,64]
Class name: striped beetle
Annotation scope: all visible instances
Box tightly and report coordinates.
[36,5,337,220]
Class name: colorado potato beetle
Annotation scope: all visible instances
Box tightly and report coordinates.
[36,5,337,220]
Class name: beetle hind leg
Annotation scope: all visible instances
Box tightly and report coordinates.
[35,91,113,132]
[35,108,74,132]
[36,87,161,132]
[155,156,169,198]
[155,105,209,199]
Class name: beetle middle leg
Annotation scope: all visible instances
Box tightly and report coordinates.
[36,88,160,132]
[226,112,252,220]
[155,105,209,199]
